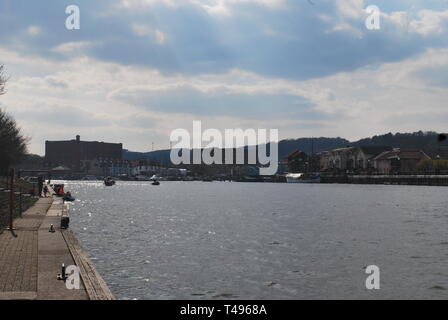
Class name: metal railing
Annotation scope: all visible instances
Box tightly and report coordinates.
[0,169,39,230]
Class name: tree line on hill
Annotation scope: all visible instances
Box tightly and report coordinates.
[123,131,447,165]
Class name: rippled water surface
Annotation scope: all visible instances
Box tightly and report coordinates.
[61,181,448,299]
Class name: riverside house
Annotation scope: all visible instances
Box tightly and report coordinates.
[285,149,309,172]
[373,149,431,174]
[324,147,353,172]
[346,146,392,173]
[320,146,390,173]
[131,160,162,176]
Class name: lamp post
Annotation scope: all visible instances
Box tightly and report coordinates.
[8,168,14,231]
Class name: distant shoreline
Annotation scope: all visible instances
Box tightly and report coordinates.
[321,174,448,186]
[55,175,448,187]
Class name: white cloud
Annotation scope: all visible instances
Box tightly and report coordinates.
[51,41,92,55]
[2,43,448,155]
[118,0,285,15]
[336,0,364,19]
[119,0,178,9]
[3,1,448,154]
[26,25,41,36]
[409,10,448,35]
[197,0,285,15]
[384,11,408,28]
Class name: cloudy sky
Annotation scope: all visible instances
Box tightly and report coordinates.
[1,0,448,155]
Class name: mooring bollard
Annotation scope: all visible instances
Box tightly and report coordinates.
[57,263,67,282]
[61,216,70,229]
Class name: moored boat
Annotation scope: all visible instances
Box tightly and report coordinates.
[63,194,76,202]
[104,177,116,186]
[286,173,321,183]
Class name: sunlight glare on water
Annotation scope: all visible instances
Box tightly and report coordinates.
[61,181,448,300]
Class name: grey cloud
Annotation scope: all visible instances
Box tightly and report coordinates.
[117,114,157,129]
[1,0,448,81]
[13,106,111,128]
[414,65,448,87]
[110,85,336,121]
[46,77,68,88]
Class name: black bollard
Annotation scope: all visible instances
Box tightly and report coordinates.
[57,263,67,282]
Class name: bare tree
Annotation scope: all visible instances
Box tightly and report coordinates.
[0,64,7,95]
[0,66,28,172]
[0,109,29,173]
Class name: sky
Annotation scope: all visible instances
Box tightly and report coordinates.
[1,0,448,155]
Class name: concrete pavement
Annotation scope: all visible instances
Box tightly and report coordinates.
[0,197,113,300]
[0,198,51,298]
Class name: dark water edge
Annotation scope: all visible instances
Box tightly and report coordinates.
[60,181,448,300]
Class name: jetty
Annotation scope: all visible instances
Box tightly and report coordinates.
[0,197,114,300]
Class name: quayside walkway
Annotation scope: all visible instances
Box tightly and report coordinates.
[0,197,114,300]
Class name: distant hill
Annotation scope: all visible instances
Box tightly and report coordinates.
[350,131,447,149]
[277,137,349,159]
[123,149,172,163]
[123,137,350,163]
[123,131,448,164]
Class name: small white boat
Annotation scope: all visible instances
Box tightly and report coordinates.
[286,173,321,183]
[149,174,162,181]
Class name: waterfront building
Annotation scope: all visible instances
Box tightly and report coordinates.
[318,151,331,172]
[346,146,392,172]
[284,149,321,173]
[319,146,391,173]
[45,135,123,172]
[131,160,162,176]
[423,147,448,161]
[285,149,309,172]
[94,159,132,177]
[373,149,430,174]
[325,147,353,172]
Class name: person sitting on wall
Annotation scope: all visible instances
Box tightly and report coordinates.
[43,185,50,197]
[37,176,44,197]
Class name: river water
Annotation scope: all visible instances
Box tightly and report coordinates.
[61,181,448,300]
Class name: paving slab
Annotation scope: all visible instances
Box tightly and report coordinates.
[37,214,88,300]
[0,197,113,300]
[0,198,52,296]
